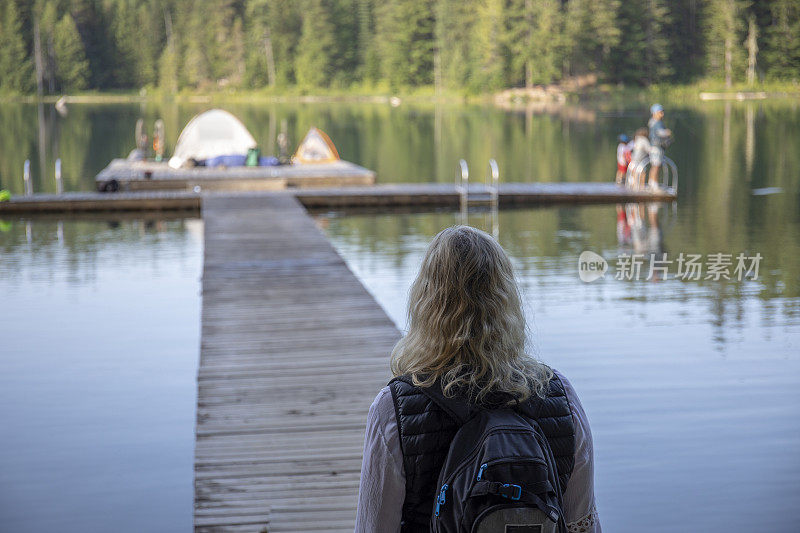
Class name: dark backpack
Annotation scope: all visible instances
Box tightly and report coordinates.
[419,384,568,533]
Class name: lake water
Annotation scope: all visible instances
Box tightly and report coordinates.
[0,217,203,532]
[1,99,798,532]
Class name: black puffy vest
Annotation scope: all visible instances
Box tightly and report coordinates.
[388,373,575,531]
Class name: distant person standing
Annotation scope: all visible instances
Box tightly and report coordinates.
[615,134,631,185]
[647,104,672,190]
[631,128,651,188]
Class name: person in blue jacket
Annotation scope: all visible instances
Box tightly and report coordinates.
[647,104,672,190]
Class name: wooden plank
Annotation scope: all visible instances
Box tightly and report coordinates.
[196,193,400,532]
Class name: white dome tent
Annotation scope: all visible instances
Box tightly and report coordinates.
[168,109,257,169]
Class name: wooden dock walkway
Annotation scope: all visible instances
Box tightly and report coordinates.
[196,193,400,532]
[0,190,201,214]
[0,182,676,215]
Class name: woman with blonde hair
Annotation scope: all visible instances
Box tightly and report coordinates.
[355,225,600,532]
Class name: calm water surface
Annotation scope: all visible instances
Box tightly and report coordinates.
[2,99,798,197]
[1,100,798,532]
[0,218,203,532]
[320,204,800,533]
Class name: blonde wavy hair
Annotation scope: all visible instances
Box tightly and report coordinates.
[391,225,552,403]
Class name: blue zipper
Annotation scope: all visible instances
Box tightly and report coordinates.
[434,484,448,517]
[476,463,488,481]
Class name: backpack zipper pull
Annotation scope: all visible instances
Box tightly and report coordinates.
[434,484,448,517]
[476,463,488,481]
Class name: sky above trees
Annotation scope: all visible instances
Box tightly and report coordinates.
[0,0,798,94]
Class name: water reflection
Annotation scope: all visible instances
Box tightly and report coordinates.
[321,206,800,533]
[616,203,665,256]
[320,202,797,347]
[0,217,202,532]
[1,98,798,532]
[2,101,798,209]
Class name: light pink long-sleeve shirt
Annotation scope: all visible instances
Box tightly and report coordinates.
[355,370,600,532]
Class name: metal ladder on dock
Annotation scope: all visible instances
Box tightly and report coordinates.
[456,159,500,237]
[625,155,679,194]
[455,159,500,204]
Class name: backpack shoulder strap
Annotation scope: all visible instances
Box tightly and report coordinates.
[513,371,568,420]
[389,375,476,425]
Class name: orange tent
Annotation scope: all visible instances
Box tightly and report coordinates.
[292,127,340,164]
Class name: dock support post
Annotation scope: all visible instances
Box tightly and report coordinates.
[23,160,32,196]
[487,159,499,209]
[457,159,468,225]
[55,159,63,195]
[487,159,499,239]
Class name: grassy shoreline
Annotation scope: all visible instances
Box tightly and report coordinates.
[1,80,798,106]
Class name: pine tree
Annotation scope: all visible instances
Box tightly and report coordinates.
[610,0,672,84]
[0,0,33,93]
[0,0,795,93]
[110,0,139,86]
[745,13,758,85]
[182,6,210,87]
[158,6,179,92]
[225,17,246,85]
[38,2,60,93]
[331,0,361,87]
[564,0,621,77]
[706,0,749,87]
[591,0,622,67]
[763,0,800,80]
[205,0,244,84]
[532,0,563,85]
[470,0,505,91]
[133,1,161,86]
[668,0,704,81]
[357,0,380,83]
[435,0,476,89]
[244,0,272,88]
[505,0,532,87]
[642,0,673,82]
[267,0,302,85]
[53,13,89,91]
[69,0,117,89]
[295,0,336,87]
[376,0,435,88]
[507,0,562,87]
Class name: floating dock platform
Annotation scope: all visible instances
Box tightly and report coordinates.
[0,183,676,215]
[95,159,376,192]
[294,182,676,209]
